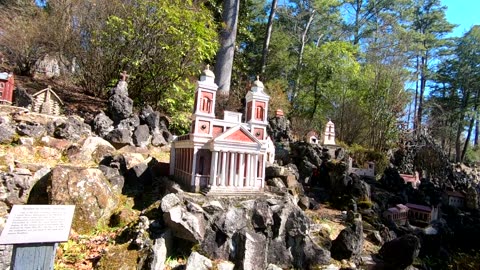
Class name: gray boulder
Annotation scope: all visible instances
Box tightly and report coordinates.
[252,200,273,229]
[98,165,124,194]
[162,194,205,243]
[379,234,421,270]
[16,122,46,138]
[13,88,33,108]
[68,136,116,163]
[232,229,266,270]
[92,112,114,137]
[0,124,15,143]
[331,216,364,260]
[49,166,119,233]
[51,116,92,141]
[117,115,140,131]
[105,128,133,148]
[0,171,37,206]
[150,230,172,270]
[185,252,212,270]
[133,125,151,147]
[108,90,133,124]
[151,132,168,147]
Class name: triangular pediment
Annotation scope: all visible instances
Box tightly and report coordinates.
[213,125,261,145]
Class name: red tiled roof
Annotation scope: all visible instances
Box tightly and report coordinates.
[406,203,431,212]
[445,191,465,198]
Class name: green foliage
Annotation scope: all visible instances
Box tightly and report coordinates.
[88,0,218,133]
[265,79,292,117]
[348,144,388,177]
[357,200,373,209]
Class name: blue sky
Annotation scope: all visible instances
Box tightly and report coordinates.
[442,0,479,37]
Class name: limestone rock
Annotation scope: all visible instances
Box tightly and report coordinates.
[108,90,133,124]
[331,217,364,260]
[16,122,46,138]
[202,200,224,214]
[133,125,151,148]
[0,123,15,144]
[185,252,212,270]
[68,136,116,163]
[117,115,140,131]
[151,132,168,147]
[216,261,234,270]
[38,146,62,160]
[13,88,33,108]
[150,230,172,270]
[51,116,92,141]
[161,193,182,212]
[93,112,114,137]
[105,128,133,148]
[268,115,294,142]
[252,200,273,229]
[40,136,71,150]
[49,166,119,233]
[0,172,38,206]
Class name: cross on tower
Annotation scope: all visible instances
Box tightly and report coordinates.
[120,71,129,81]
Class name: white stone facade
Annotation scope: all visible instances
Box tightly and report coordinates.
[170,69,271,194]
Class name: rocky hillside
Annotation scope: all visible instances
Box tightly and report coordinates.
[0,79,480,270]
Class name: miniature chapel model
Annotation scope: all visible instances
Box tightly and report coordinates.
[170,67,271,194]
[323,120,336,145]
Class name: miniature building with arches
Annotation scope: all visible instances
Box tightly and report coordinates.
[0,72,14,104]
[170,68,272,194]
[305,130,319,144]
[323,120,335,145]
[348,157,375,177]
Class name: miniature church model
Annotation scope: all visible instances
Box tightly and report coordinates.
[170,67,271,194]
[323,120,336,145]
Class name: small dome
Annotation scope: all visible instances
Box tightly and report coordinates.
[253,76,264,89]
[202,64,215,79]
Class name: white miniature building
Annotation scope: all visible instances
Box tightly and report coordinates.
[443,191,465,208]
[383,204,409,226]
[306,130,319,144]
[400,172,420,189]
[170,68,270,194]
[323,120,335,145]
[266,136,275,164]
[348,157,375,177]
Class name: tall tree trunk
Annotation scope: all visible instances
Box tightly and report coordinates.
[475,118,479,146]
[416,53,427,135]
[353,0,362,45]
[461,113,476,162]
[214,0,240,96]
[293,10,315,99]
[413,55,419,131]
[462,91,480,161]
[260,0,278,75]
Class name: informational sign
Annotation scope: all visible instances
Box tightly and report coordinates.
[0,205,75,245]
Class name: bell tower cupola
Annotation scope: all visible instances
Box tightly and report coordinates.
[194,65,217,117]
[245,76,270,140]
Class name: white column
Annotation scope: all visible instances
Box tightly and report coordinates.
[191,148,198,190]
[261,154,266,188]
[229,152,235,187]
[252,154,258,187]
[238,153,245,187]
[210,151,218,186]
[221,152,227,186]
[245,154,251,187]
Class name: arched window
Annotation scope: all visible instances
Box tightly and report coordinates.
[255,106,264,120]
[201,97,211,113]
